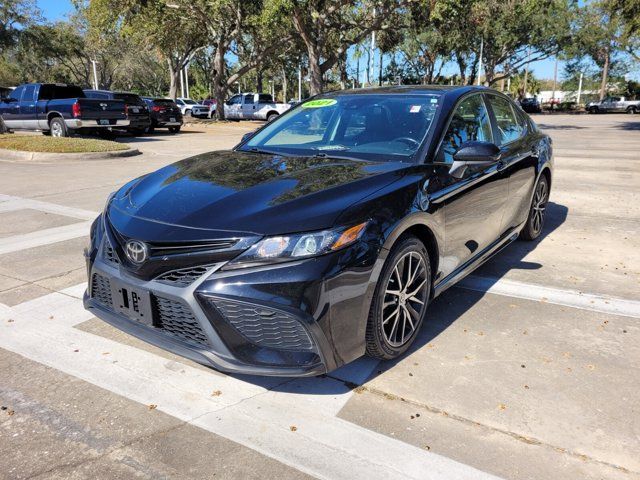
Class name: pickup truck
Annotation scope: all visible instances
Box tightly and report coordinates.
[0,83,129,137]
[84,89,151,135]
[587,96,640,114]
[224,93,291,121]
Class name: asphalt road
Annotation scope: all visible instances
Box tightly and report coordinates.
[0,114,638,480]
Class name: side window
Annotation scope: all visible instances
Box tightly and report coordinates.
[227,95,242,105]
[488,95,525,145]
[9,86,24,101]
[258,94,273,103]
[243,94,255,105]
[22,85,36,102]
[436,95,492,164]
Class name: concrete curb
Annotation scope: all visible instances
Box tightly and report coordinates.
[0,146,141,162]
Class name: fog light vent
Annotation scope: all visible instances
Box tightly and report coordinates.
[208,298,313,351]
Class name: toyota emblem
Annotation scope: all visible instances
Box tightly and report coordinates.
[125,240,148,264]
[100,102,108,110]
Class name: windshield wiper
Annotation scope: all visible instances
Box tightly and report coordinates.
[247,147,284,156]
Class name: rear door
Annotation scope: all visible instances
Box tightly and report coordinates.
[18,84,38,128]
[240,94,256,119]
[434,93,509,278]
[486,94,537,233]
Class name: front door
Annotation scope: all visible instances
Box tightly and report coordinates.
[225,94,242,119]
[431,93,509,280]
[1,86,23,128]
[486,94,537,232]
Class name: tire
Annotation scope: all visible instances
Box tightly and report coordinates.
[185,109,192,117]
[365,235,431,360]
[49,117,68,137]
[588,107,598,114]
[266,112,279,122]
[168,126,181,133]
[145,125,155,134]
[519,174,550,241]
[626,106,637,114]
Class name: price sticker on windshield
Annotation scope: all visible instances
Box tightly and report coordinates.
[302,99,337,108]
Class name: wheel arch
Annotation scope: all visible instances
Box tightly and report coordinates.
[47,111,64,124]
[379,214,442,286]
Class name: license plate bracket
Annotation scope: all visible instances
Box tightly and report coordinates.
[110,279,153,326]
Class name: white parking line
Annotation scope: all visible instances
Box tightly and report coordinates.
[458,275,640,318]
[0,196,98,219]
[0,292,501,480]
[0,221,92,255]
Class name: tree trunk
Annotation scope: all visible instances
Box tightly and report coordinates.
[256,68,263,93]
[308,48,323,96]
[599,48,610,101]
[168,59,179,100]
[455,53,467,85]
[213,46,227,120]
[282,67,287,103]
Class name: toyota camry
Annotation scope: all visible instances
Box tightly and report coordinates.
[84,86,552,376]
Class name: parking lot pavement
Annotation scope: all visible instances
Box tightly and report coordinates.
[0,115,638,479]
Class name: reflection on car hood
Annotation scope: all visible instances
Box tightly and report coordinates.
[109,150,410,236]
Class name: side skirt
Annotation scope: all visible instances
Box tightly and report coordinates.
[432,224,523,299]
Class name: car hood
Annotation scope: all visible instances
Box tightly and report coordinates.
[108,150,410,238]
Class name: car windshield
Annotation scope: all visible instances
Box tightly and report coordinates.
[240,94,440,162]
[183,99,197,105]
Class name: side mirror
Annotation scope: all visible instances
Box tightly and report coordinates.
[241,130,256,143]
[450,141,501,179]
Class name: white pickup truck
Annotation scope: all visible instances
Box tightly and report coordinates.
[224,93,291,121]
[587,96,640,114]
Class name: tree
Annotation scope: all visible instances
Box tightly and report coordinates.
[266,0,403,95]
[0,0,40,51]
[87,0,206,98]
[566,0,630,100]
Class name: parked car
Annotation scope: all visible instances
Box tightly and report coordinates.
[224,93,291,121]
[587,96,640,114]
[0,83,128,137]
[175,98,208,118]
[202,98,217,118]
[84,86,552,377]
[84,90,151,135]
[141,97,183,133]
[520,97,542,113]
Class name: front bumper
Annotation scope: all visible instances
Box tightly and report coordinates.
[84,237,380,376]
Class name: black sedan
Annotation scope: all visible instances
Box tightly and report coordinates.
[84,86,552,376]
[141,97,183,133]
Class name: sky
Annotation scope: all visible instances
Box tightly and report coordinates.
[36,0,565,80]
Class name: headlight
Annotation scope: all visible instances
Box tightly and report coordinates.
[224,221,368,269]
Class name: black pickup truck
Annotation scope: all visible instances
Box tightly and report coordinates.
[0,83,129,137]
[84,89,151,135]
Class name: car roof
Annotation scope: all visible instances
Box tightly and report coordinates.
[85,89,140,96]
[322,85,493,101]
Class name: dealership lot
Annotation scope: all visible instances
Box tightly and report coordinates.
[0,115,638,479]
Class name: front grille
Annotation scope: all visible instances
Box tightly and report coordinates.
[209,298,313,351]
[102,239,119,266]
[155,264,215,287]
[153,295,209,348]
[148,240,239,257]
[91,273,113,309]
